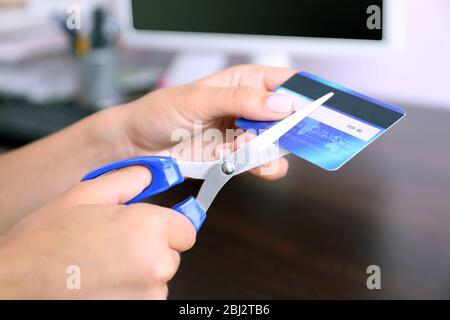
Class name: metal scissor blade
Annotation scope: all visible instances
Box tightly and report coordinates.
[235,145,290,175]
[178,159,231,212]
[227,92,334,174]
[177,159,220,179]
[191,92,333,213]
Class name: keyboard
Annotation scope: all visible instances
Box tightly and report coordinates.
[0,101,93,144]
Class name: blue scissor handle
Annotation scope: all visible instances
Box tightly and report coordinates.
[82,156,183,204]
[81,156,206,232]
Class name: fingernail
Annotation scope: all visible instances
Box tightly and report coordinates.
[266,95,293,113]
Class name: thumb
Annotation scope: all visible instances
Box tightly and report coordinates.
[179,85,294,121]
[63,166,152,205]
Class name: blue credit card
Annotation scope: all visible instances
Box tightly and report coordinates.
[235,72,406,171]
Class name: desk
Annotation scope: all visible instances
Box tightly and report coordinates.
[149,105,450,299]
[1,105,449,299]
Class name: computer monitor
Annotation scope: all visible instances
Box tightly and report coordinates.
[118,0,404,85]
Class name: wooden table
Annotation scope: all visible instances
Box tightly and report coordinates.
[1,105,448,299]
[150,106,450,299]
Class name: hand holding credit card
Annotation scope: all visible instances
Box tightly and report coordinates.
[236,72,406,171]
[82,92,334,232]
[82,71,405,231]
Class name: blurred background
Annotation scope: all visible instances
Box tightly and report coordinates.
[0,0,449,299]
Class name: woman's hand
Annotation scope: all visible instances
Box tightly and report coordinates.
[0,166,195,299]
[0,64,296,298]
[0,64,297,232]
[106,64,297,180]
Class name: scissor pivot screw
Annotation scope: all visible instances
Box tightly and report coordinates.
[221,161,236,175]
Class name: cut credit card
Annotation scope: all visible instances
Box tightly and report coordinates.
[235,72,406,171]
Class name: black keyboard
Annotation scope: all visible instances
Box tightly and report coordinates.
[0,101,93,144]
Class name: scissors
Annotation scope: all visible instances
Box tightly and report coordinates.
[82,92,334,232]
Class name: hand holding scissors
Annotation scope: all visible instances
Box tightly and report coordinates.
[82,93,334,232]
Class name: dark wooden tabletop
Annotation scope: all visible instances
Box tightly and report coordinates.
[149,105,450,299]
[1,105,448,299]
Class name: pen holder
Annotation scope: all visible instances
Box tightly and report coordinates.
[78,46,123,110]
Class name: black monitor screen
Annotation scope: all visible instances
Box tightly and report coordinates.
[131,0,383,40]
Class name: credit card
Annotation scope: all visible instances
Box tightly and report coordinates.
[235,72,406,171]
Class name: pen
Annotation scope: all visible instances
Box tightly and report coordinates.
[91,7,107,49]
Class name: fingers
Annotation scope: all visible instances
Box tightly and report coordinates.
[214,131,289,180]
[63,166,152,205]
[102,203,193,297]
[235,132,289,180]
[146,247,180,284]
[249,157,289,180]
[187,64,298,120]
[231,64,298,91]
[164,208,197,252]
[178,84,294,122]
[197,64,298,91]
[66,166,196,251]
[131,203,197,252]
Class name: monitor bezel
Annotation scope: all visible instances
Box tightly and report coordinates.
[118,0,405,56]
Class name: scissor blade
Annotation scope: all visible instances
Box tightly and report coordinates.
[235,145,290,175]
[227,92,334,174]
[177,159,220,179]
[189,92,333,213]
